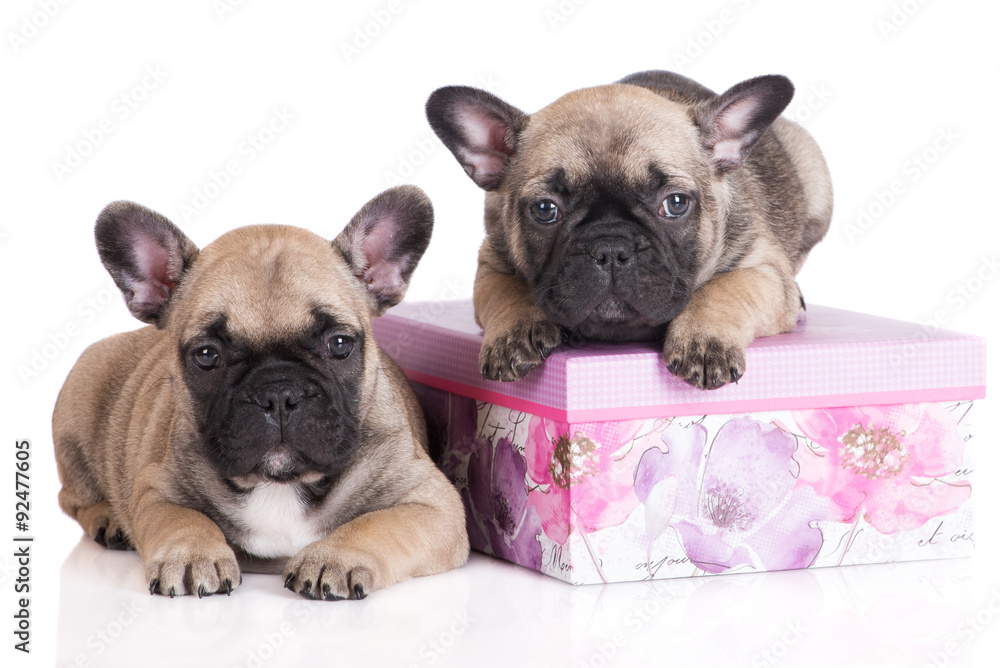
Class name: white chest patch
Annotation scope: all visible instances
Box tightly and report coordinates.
[234,483,328,559]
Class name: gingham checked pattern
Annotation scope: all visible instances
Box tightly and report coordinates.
[371,300,986,421]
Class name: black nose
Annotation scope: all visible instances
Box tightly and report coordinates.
[586,236,634,270]
[251,384,304,413]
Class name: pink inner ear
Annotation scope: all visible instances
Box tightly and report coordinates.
[711,140,746,170]
[359,216,406,300]
[363,262,406,301]
[359,214,396,267]
[456,106,513,182]
[707,96,762,170]
[131,234,177,308]
[457,107,512,154]
[714,96,759,142]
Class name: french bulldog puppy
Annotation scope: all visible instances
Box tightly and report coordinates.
[52,186,469,599]
[426,71,832,389]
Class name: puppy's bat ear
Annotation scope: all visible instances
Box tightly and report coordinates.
[334,185,434,315]
[695,75,794,173]
[95,201,200,327]
[426,86,527,191]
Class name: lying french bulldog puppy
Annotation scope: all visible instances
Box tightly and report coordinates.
[426,70,832,389]
[52,186,469,599]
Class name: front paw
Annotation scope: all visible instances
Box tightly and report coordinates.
[479,318,563,382]
[283,543,381,601]
[145,538,241,598]
[663,330,746,390]
[82,502,135,551]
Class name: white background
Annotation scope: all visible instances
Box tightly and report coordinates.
[2,1,999,666]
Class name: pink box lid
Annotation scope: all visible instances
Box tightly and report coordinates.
[372,299,986,422]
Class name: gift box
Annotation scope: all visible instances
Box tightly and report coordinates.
[372,300,984,584]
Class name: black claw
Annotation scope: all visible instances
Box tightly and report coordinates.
[94,526,108,547]
[283,573,296,591]
[197,585,207,599]
[299,580,314,599]
[106,530,131,551]
[168,587,176,598]
[666,360,678,375]
[224,579,233,596]
[322,583,345,601]
[149,579,159,596]
[353,583,367,600]
[324,585,346,601]
[731,368,743,384]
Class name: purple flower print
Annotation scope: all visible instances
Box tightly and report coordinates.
[463,435,543,570]
[424,393,542,570]
[424,392,543,569]
[635,417,826,574]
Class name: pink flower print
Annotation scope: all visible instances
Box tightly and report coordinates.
[636,417,826,574]
[792,404,971,534]
[525,416,647,545]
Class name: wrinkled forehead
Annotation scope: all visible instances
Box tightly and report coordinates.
[171,225,367,343]
[515,85,706,190]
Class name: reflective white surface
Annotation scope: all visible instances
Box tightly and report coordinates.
[53,534,1000,668]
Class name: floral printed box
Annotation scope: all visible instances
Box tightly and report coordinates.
[372,300,984,584]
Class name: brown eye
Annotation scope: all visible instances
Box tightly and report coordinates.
[529,199,561,224]
[327,335,354,360]
[192,346,221,370]
[660,194,690,218]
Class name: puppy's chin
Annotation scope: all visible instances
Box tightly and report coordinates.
[568,316,667,343]
[544,296,680,343]
[260,444,297,481]
[227,465,327,490]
